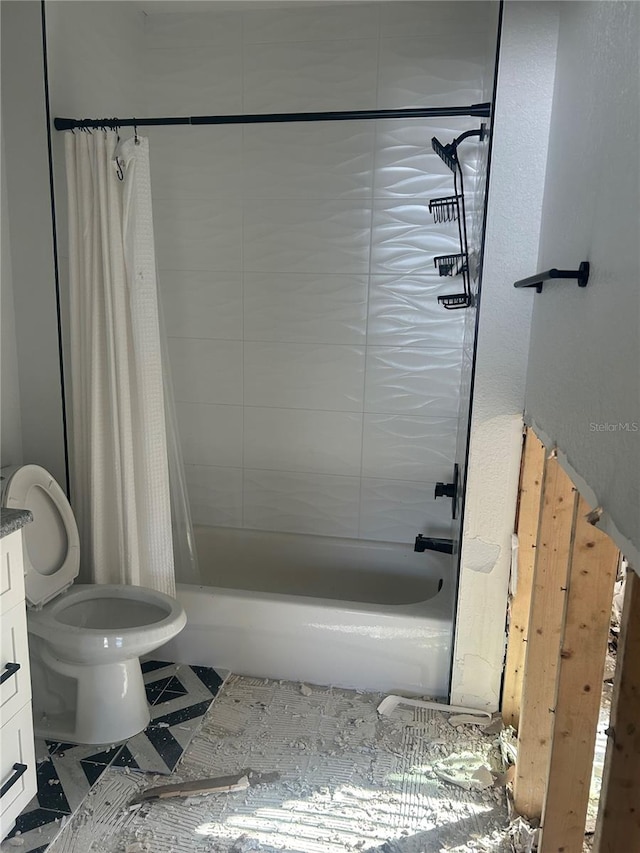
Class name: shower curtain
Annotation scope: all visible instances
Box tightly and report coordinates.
[65,130,197,596]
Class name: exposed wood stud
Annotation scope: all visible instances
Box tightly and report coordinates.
[513,457,578,819]
[540,496,620,853]
[593,569,640,853]
[503,428,546,728]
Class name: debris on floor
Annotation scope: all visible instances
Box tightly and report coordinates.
[432,752,495,791]
[132,769,281,804]
[506,815,541,853]
[377,693,492,725]
[47,676,521,853]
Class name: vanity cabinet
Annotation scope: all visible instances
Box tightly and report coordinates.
[0,521,36,840]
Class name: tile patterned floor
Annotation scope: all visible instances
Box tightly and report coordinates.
[1,661,223,853]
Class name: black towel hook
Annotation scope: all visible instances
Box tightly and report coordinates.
[514,262,590,293]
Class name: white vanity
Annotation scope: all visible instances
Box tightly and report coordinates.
[0,510,36,840]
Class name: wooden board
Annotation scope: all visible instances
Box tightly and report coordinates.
[502,428,546,728]
[540,496,620,852]
[593,569,640,853]
[513,456,578,819]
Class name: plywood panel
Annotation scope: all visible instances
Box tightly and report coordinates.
[541,496,620,852]
[503,428,546,728]
[593,569,640,853]
[513,456,578,819]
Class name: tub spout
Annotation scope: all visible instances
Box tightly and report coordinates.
[414,535,454,554]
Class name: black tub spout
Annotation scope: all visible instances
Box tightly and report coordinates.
[414,535,454,554]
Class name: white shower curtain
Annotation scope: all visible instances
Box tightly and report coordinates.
[65,130,185,596]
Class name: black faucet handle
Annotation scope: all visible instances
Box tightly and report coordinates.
[435,481,456,499]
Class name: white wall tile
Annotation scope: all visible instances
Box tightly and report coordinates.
[154,196,242,272]
[364,346,463,417]
[378,2,494,39]
[185,464,243,528]
[243,39,379,113]
[244,407,363,476]
[377,35,485,109]
[242,121,375,200]
[244,273,367,345]
[244,342,365,411]
[243,469,360,538]
[148,126,243,200]
[367,274,465,348]
[244,200,371,274]
[359,477,453,543]
[371,200,460,274]
[145,45,242,115]
[168,338,243,405]
[159,270,242,340]
[373,118,473,197]
[242,4,380,44]
[144,11,242,49]
[176,402,243,467]
[362,414,456,481]
[135,2,492,537]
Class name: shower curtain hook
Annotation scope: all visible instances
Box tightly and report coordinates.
[134,121,140,145]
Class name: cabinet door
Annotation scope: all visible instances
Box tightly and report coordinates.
[0,602,32,726]
[0,701,37,839]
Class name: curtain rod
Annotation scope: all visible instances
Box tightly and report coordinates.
[54,103,491,131]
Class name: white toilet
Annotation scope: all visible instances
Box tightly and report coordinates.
[1,464,186,745]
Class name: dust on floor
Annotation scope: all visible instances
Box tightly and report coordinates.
[45,676,519,853]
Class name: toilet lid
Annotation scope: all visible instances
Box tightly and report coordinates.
[3,465,80,607]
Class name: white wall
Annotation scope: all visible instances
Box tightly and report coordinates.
[142,1,497,543]
[524,1,640,571]
[43,1,145,508]
[1,129,23,467]
[1,1,66,487]
[451,1,561,710]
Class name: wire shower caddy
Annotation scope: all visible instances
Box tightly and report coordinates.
[429,124,487,310]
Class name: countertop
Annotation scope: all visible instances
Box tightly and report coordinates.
[0,508,33,539]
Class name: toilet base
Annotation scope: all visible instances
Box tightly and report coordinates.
[36,646,151,744]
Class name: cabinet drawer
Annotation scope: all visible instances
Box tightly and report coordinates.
[0,532,25,615]
[0,701,36,840]
[0,602,31,726]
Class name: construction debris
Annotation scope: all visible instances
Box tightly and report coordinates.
[130,769,280,804]
[48,676,515,853]
[508,815,541,852]
[433,751,495,790]
[498,724,518,766]
[377,693,492,724]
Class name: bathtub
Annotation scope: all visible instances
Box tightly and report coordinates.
[158,526,455,697]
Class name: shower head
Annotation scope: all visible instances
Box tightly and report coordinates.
[431,136,458,172]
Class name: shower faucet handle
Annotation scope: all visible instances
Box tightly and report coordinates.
[434,464,459,520]
[434,482,456,499]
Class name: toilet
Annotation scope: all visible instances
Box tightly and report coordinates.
[1,464,186,745]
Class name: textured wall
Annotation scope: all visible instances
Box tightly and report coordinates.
[451,1,561,710]
[524,1,640,570]
[143,1,498,542]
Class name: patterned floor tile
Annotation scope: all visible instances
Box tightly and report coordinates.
[1,661,224,853]
[2,807,70,853]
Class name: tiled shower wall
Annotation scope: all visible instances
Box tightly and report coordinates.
[143,2,497,544]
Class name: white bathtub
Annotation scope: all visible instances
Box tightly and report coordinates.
[158,526,455,697]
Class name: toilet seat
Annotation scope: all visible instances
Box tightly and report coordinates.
[2,465,80,608]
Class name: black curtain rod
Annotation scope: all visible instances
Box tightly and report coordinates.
[54,103,491,131]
